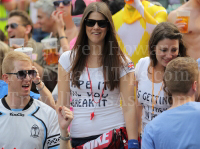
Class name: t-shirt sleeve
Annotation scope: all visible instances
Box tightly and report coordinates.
[120,55,135,78]
[142,124,155,149]
[46,110,60,149]
[58,50,71,72]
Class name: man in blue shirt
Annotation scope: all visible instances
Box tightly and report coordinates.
[142,57,200,149]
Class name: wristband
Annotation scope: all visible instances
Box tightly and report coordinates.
[128,139,139,149]
[59,36,67,40]
[36,82,44,92]
[60,133,71,141]
[35,81,41,85]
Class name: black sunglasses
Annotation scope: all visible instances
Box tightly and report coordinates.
[6,70,37,80]
[53,0,71,7]
[5,23,25,31]
[85,19,108,28]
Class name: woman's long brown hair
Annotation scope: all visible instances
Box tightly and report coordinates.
[70,2,127,91]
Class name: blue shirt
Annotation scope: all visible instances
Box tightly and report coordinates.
[142,102,200,149]
[0,80,40,99]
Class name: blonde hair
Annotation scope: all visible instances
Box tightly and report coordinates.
[0,41,10,79]
[2,51,32,75]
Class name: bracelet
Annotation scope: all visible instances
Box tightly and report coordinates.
[59,36,67,40]
[36,82,44,92]
[35,81,41,85]
[60,133,71,141]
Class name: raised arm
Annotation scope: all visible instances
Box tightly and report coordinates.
[32,66,56,109]
[58,106,73,149]
[51,11,70,52]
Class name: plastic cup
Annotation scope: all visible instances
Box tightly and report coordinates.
[124,0,134,4]
[9,38,24,47]
[176,10,190,33]
[41,38,58,65]
[14,47,33,60]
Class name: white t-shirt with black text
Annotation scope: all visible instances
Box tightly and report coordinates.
[135,57,170,134]
[59,50,135,138]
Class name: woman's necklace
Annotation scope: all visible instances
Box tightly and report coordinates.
[86,63,105,120]
[152,67,163,114]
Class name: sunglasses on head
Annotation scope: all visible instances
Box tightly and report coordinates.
[6,70,37,80]
[5,23,25,31]
[53,0,71,7]
[85,19,108,28]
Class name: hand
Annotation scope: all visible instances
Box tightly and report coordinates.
[32,66,41,84]
[51,10,65,32]
[58,106,73,132]
[10,44,21,51]
[174,18,187,31]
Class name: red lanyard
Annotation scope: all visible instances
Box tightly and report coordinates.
[152,67,163,114]
[86,63,105,120]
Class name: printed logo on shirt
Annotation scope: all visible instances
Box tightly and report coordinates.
[10,113,25,117]
[127,62,135,70]
[30,124,40,138]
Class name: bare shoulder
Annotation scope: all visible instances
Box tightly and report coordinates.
[168,3,189,23]
[167,10,177,23]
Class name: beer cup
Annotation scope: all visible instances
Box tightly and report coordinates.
[9,38,24,47]
[176,10,190,33]
[41,38,58,65]
[14,47,33,60]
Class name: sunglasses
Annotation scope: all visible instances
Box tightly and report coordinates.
[6,70,37,80]
[53,0,71,7]
[5,23,25,31]
[85,19,108,28]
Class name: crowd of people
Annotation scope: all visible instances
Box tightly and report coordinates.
[0,0,200,149]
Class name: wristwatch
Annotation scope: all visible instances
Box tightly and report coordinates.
[60,133,71,141]
[36,82,44,92]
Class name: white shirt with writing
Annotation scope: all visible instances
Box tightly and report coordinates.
[135,57,170,134]
[59,51,134,138]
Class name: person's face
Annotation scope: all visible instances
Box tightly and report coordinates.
[7,61,33,97]
[37,8,54,33]
[54,0,71,17]
[155,38,179,67]
[86,12,108,46]
[7,16,27,39]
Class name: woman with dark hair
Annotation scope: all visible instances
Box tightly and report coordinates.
[135,22,187,138]
[57,2,138,149]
